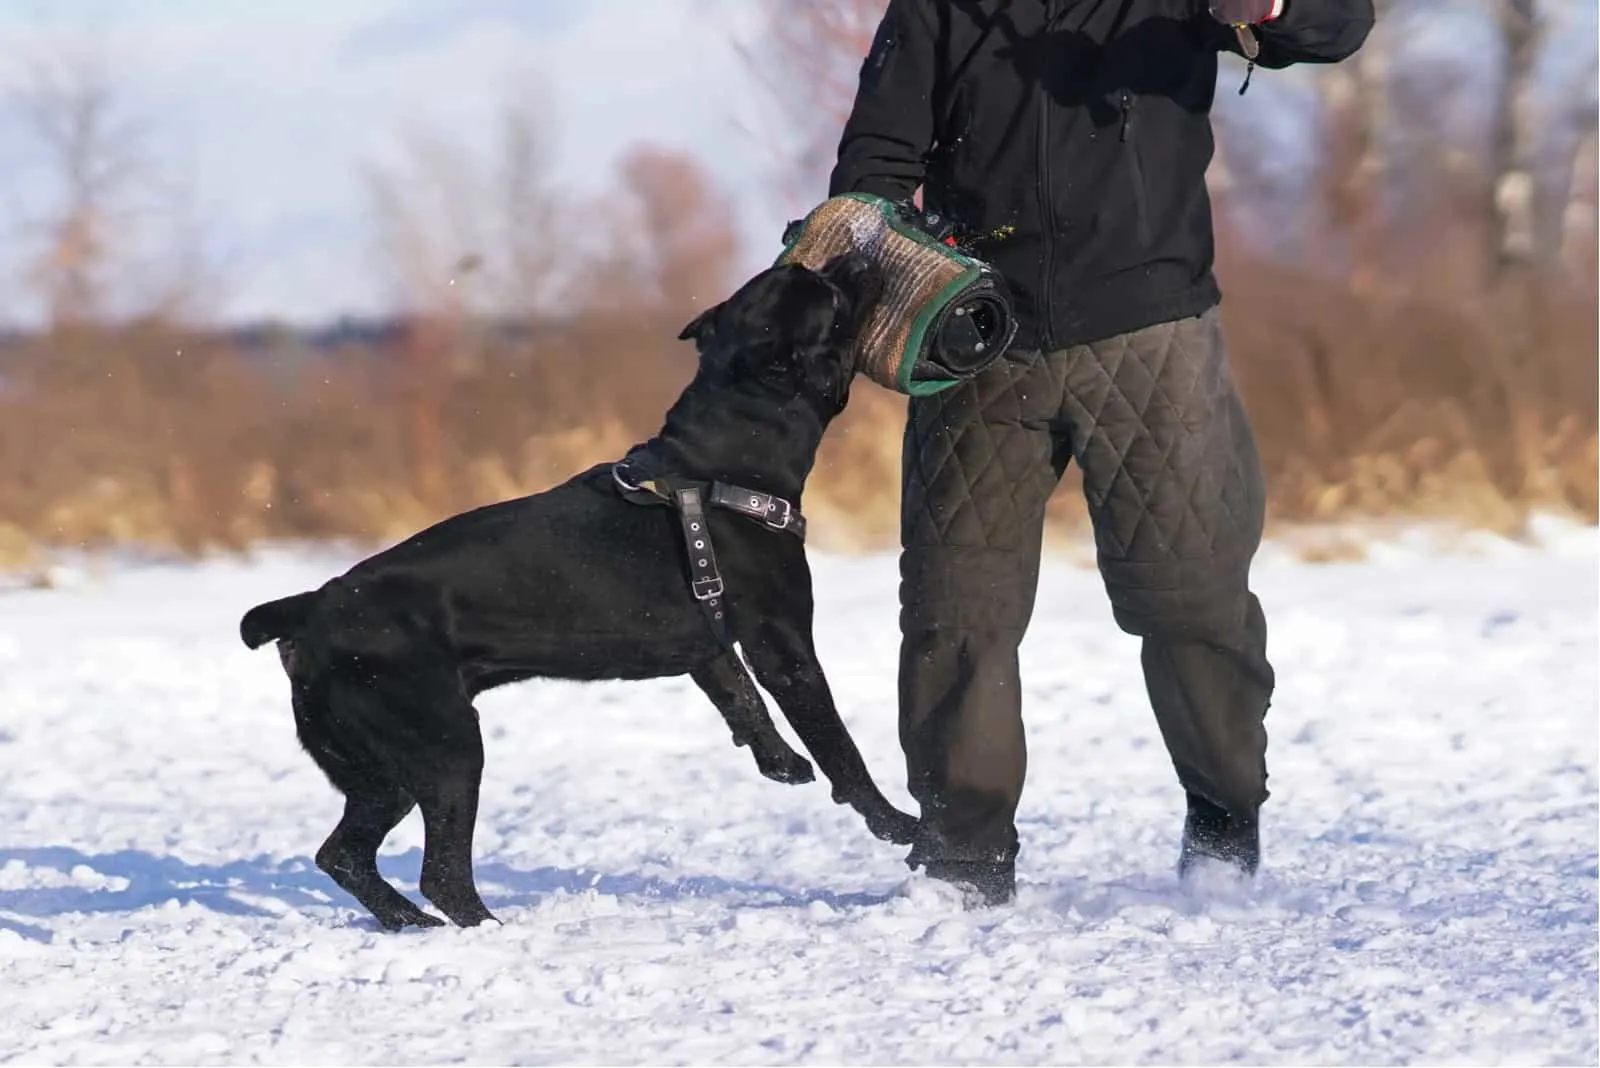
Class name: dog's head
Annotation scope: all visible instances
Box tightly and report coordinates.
[677,251,883,411]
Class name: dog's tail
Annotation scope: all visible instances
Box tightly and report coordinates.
[240,590,321,649]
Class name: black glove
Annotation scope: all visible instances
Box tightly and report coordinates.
[882,200,956,243]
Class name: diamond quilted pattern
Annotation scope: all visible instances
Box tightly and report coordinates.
[1058,312,1258,570]
[898,307,1266,634]
[902,349,1064,552]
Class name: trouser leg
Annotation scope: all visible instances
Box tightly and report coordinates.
[897,349,1068,886]
[1058,307,1275,830]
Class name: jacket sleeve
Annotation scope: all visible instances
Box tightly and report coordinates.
[1220,0,1376,68]
[826,0,940,200]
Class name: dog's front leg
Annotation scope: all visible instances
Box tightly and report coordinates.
[742,625,918,845]
[690,651,815,785]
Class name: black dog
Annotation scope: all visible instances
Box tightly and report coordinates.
[238,252,916,930]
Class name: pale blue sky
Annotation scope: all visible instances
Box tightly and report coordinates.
[0,0,787,325]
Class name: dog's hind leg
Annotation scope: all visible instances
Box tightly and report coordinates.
[690,651,814,785]
[294,672,444,931]
[742,624,920,846]
[316,780,443,930]
[299,650,493,930]
[405,686,498,929]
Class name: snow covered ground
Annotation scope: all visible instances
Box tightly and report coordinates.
[0,522,1595,1065]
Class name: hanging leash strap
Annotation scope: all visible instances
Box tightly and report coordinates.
[611,460,806,647]
[674,485,729,646]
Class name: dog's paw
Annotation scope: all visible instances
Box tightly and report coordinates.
[439,901,500,928]
[375,907,448,932]
[453,911,502,929]
[757,750,816,786]
[866,807,920,846]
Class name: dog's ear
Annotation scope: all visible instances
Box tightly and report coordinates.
[677,302,721,342]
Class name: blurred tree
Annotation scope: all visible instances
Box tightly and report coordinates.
[363,77,567,509]
[615,144,742,316]
[363,77,565,324]
[1488,0,1543,285]
[3,28,224,330]
[736,0,889,211]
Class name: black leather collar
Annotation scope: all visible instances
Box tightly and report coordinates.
[611,461,807,541]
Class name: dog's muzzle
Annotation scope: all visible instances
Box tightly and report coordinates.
[775,193,1019,396]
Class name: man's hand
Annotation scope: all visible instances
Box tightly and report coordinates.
[1210,0,1283,64]
[1208,0,1283,25]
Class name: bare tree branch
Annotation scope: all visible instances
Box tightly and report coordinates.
[498,98,561,318]
[364,121,488,317]
[1488,0,1543,282]
[1556,93,1597,287]
[9,41,147,327]
[364,79,566,322]
[615,143,741,315]
[1,21,223,329]
[733,0,888,212]
[1550,58,1598,286]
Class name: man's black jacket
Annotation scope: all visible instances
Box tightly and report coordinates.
[828,0,1375,350]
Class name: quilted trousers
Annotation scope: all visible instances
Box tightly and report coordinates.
[898,306,1274,869]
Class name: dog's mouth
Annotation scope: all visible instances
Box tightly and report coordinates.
[828,283,881,399]
[840,266,885,339]
[830,287,856,340]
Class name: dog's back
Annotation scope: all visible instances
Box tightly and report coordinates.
[235,468,604,655]
[237,464,731,692]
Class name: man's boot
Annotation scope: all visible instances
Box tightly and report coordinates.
[908,821,1019,908]
[1177,792,1260,879]
[920,858,1016,908]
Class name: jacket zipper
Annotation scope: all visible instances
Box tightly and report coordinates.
[1121,91,1152,247]
[1036,3,1059,351]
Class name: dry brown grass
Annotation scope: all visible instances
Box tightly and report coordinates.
[1221,258,1597,538]
[2,252,1588,571]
